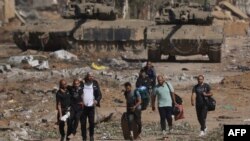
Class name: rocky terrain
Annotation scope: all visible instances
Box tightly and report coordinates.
[0,35,250,141]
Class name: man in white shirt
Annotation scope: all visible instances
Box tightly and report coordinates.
[80,72,102,141]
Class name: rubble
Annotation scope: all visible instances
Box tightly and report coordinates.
[0,64,11,73]
[237,65,250,72]
[219,1,248,19]
[8,55,34,65]
[7,55,49,70]
[50,50,78,61]
[235,0,250,16]
[35,60,49,70]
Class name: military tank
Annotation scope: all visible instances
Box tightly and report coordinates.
[13,0,153,52]
[145,0,224,62]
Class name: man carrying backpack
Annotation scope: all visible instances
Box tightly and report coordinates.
[140,61,156,90]
[136,70,151,111]
[151,75,177,137]
[191,75,213,137]
[123,82,142,139]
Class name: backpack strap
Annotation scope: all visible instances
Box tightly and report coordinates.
[165,82,173,93]
[165,82,174,104]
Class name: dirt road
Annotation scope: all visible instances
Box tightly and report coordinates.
[0,37,250,141]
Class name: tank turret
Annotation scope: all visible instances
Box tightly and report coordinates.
[62,0,117,20]
[155,1,213,25]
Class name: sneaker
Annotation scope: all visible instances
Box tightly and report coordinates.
[204,128,208,133]
[162,130,167,137]
[130,131,134,139]
[199,131,206,137]
[169,129,173,134]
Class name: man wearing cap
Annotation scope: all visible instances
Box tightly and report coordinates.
[80,72,102,141]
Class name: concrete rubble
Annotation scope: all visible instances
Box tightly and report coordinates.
[8,55,50,70]
[219,1,249,19]
[235,0,250,16]
[50,50,78,61]
[0,64,11,73]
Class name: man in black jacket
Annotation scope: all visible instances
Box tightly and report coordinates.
[68,79,84,136]
[81,72,102,141]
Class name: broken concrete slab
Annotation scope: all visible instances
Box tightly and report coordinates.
[35,60,49,70]
[219,1,248,19]
[235,0,250,16]
[50,50,78,61]
[212,10,232,20]
[0,64,11,73]
[8,55,34,65]
[8,55,49,70]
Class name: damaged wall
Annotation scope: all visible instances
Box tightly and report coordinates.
[217,0,250,17]
[0,0,15,23]
[235,0,250,16]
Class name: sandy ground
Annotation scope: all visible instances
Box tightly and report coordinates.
[0,35,250,141]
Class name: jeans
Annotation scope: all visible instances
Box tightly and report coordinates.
[196,104,208,131]
[81,106,95,140]
[127,108,142,134]
[158,107,173,131]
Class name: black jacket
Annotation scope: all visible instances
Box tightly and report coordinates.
[80,80,102,107]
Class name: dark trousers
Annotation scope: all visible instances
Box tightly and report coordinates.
[196,104,208,131]
[57,110,71,138]
[68,107,83,134]
[81,106,95,140]
[127,108,142,134]
[158,107,173,131]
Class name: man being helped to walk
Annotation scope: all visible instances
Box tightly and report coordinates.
[68,79,84,137]
[151,75,177,137]
[123,82,142,139]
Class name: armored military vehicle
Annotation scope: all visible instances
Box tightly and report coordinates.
[13,0,153,52]
[145,0,223,62]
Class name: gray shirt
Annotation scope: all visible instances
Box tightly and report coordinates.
[124,90,141,110]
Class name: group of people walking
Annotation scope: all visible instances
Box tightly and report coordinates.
[56,72,102,141]
[56,61,213,141]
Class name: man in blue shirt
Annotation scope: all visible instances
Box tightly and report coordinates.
[123,82,142,139]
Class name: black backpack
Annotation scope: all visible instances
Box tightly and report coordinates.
[205,96,216,111]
